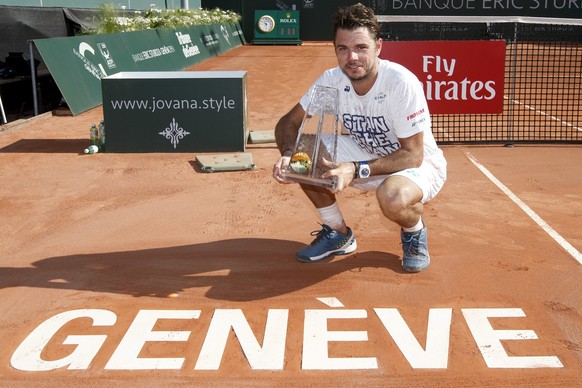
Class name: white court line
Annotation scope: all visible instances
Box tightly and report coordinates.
[317,297,344,307]
[505,97,582,132]
[465,151,582,265]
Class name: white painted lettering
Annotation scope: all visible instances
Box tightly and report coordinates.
[105,310,200,370]
[10,307,564,372]
[302,309,377,370]
[462,308,563,368]
[374,308,452,368]
[195,309,288,370]
[11,309,116,371]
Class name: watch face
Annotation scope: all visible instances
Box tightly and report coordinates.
[258,15,275,33]
[359,163,371,178]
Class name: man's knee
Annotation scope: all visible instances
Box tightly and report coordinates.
[376,177,422,218]
[376,179,406,216]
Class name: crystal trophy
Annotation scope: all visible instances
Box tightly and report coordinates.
[282,85,340,189]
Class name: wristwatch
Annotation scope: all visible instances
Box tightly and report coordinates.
[355,161,371,179]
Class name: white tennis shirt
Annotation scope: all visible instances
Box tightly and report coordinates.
[300,59,445,168]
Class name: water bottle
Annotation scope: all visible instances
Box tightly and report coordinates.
[84,145,99,154]
[98,120,106,151]
[89,124,99,146]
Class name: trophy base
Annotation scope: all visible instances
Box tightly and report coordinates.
[282,171,336,190]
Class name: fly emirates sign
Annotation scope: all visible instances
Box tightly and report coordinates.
[381,40,506,114]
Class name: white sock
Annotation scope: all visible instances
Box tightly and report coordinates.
[317,202,346,231]
[403,218,424,233]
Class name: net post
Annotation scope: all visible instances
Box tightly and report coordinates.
[29,40,39,117]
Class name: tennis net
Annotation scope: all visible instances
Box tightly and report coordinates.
[378,16,582,144]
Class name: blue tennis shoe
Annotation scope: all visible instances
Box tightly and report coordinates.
[401,225,430,272]
[296,224,357,263]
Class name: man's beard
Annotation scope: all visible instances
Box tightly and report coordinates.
[344,61,374,82]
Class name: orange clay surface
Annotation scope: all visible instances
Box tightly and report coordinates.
[0,43,580,386]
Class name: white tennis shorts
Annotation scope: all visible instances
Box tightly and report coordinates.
[332,135,447,203]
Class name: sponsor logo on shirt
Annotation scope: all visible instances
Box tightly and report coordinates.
[342,113,400,156]
[407,108,425,121]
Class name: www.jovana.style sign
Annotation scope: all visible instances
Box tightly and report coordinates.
[101,71,248,153]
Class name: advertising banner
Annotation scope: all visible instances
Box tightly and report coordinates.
[34,22,244,116]
[34,34,135,116]
[119,29,181,72]
[157,27,207,70]
[369,0,582,18]
[380,40,506,114]
[102,71,248,153]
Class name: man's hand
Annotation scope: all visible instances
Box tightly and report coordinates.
[322,158,356,193]
[273,155,292,184]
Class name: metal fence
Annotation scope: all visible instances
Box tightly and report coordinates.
[379,17,582,144]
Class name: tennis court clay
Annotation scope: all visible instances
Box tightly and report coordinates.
[0,43,580,386]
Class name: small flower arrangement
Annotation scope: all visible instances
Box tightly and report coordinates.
[86,3,241,34]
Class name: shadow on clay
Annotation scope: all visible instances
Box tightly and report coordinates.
[0,139,89,154]
[0,238,402,301]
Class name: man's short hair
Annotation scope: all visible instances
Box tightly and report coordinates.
[333,3,380,41]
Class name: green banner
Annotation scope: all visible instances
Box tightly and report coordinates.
[119,29,181,72]
[33,22,244,116]
[156,27,204,70]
